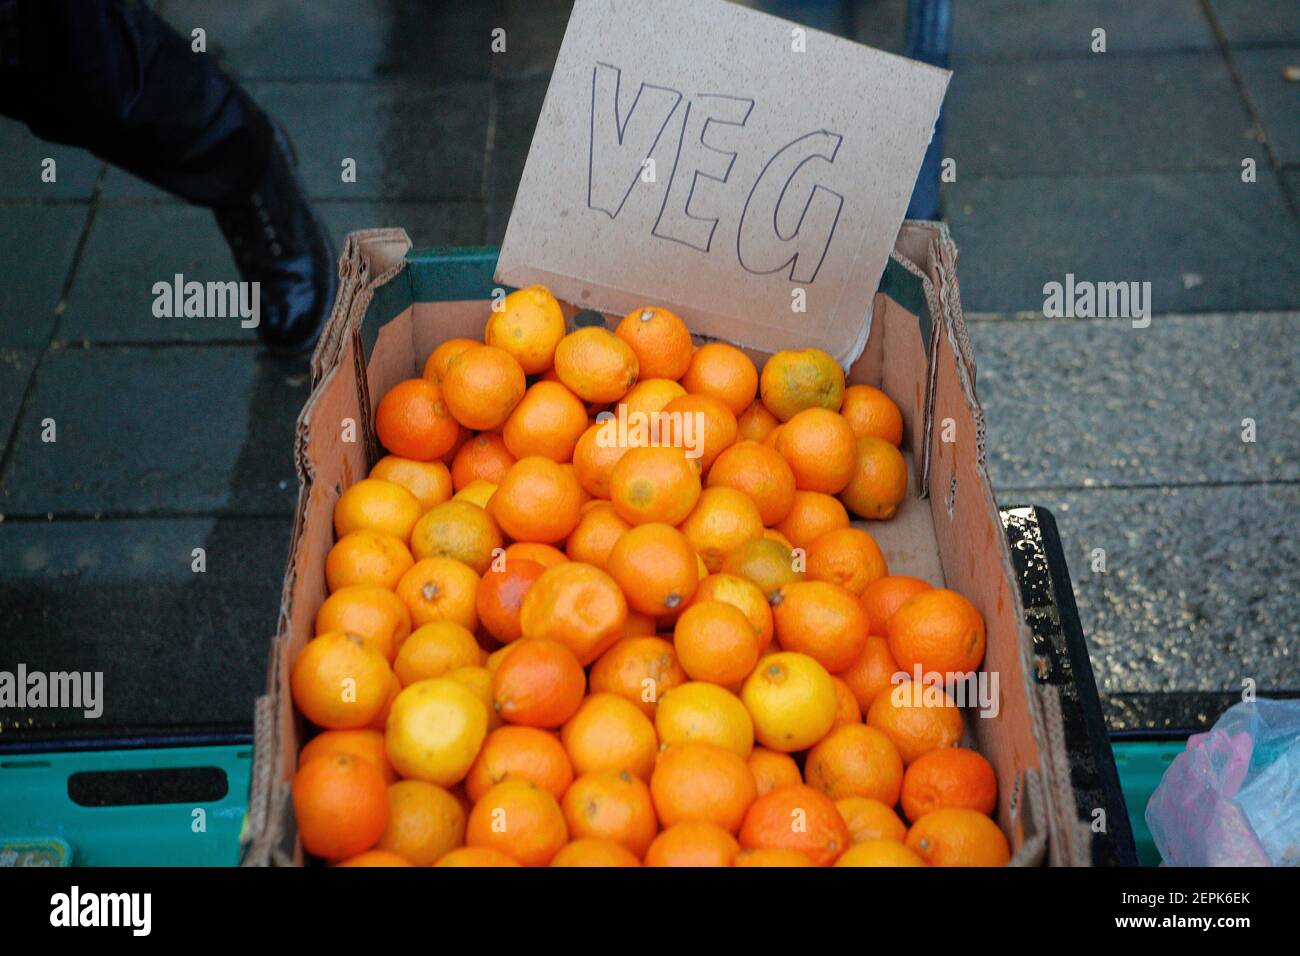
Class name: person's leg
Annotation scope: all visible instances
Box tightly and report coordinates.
[0,0,335,352]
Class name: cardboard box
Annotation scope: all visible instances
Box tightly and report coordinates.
[242,0,1095,866]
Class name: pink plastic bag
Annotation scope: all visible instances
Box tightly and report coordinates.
[1145,699,1300,866]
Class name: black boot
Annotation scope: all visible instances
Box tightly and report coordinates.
[214,122,337,354]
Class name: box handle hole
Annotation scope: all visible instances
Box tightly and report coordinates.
[67,767,229,807]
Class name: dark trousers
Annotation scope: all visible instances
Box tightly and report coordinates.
[0,0,271,206]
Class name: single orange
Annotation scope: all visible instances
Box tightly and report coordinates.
[333,478,422,542]
[606,522,700,616]
[385,677,488,785]
[620,377,687,417]
[861,575,934,636]
[836,797,908,844]
[835,839,927,867]
[805,724,904,804]
[888,587,987,677]
[571,420,636,499]
[315,585,411,661]
[608,445,702,526]
[721,537,804,601]
[738,783,850,866]
[866,681,965,764]
[747,747,802,797]
[476,557,545,644]
[776,408,857,494]
[375,378,461,461]
[690,573,774,653]
[651,741,757,833]
[393,621,483,685]
[554,327,639,403]
[679,487,763,573]
[805,527,888,596]
[774,491,849,549]
[551,838,642,866]
[830,675,863,729]
[659,393,737,470]
[466,779,568,866]
[561,692,659,781]
[740,652,837,753]
[561,769,658,859]
[906,808,1010,867]
[672,601,760,686]
[680,342,758,416]
[503,541,568,568]
[434,846,519,867]
[466,725,574,802]
[771,580,869,674]
[489,456,583,543]
[440,344,527,431]
[759,348,845,421]
[395,556,480,631]
[655,682,754,758]
[519,561,628,665]
[452,478,496,509]
[589,636,685,717]
[450,432,515,490]
[324,530,414,593]
[564,501,631,569]
[409,499,502,574]
[484,284,566,374]
[706,440,796,526]
[292,632,393,729]
[841,436,908,520]
[840,635,905,712]
[900,747,998,822]
[492,638,586,728]
[299,728,396,785]
[292,753,388,861]
[645,821,739,866]
[614,305,693,380]
[370,455,454,511]
[840,384,904,446]
[734,847,815,867]
[422,337,478,383]
[501,380,589,461]
[375,780,466,866]
[736,399,780,443]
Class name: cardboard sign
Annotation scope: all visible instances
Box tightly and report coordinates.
[497,0,949,366]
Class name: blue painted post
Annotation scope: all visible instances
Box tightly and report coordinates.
[904,0,952,220]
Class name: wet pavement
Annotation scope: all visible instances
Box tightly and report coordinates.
[0,0,1296,738]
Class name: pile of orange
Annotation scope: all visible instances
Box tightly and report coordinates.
[291,285,1010,867]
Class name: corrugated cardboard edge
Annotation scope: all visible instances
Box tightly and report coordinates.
[241,229,413,867]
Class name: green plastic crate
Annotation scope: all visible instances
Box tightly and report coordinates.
[1111,739,1185,866]
[0,745,250,867]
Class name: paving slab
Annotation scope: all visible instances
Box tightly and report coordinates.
[950,0,1214,61]
[945,52,1254,179]
[1208,0,1300,46]
[1233,45,1300,167]
[0,349,37,456]
[161,0,492,81]
[58,203,255,345]
[0,119,102,201]
[970,312,1300,490]
[943,170,1300,314]
[1015,484,1300,695]
[318,200,485,249]
[0,346,307,516]
[0,205,89,349]
[486,78,549,244]
[247,81,490,201]
[0,515,289,735]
